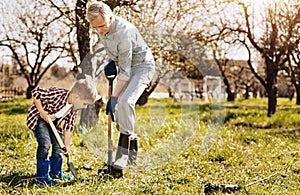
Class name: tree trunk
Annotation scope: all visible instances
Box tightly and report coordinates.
[223,77,234,102]
[267,87,277,117]
[227,90,235,101]
[136,77,160,106]
[296,86,300,105]
[26,85,36,99]
[76,0,98,127]
[79,104,99,126]
[244,85,249,99]
[168,87,174,98]
[265,58,278,117]
[136,91,149,106]
[76,0,90,62]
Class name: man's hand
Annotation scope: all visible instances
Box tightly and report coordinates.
[106,96,118,122]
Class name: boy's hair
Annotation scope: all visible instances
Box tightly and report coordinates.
[70,78,97,103]
[86,1,113,21]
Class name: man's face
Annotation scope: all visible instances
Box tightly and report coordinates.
[90,14,112,36]
[72,94,92,110]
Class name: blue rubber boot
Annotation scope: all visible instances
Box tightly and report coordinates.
[50,157,72,181]
[36,160,58,185]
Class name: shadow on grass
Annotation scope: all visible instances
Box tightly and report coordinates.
[0,172,36,188]
[0,104,29,115]
[0,171,78,189]
[267,128,300,141]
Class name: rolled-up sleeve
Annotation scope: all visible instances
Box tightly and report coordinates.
[32,88,41,99]
[63,111,77,132]
[117,30,133,81]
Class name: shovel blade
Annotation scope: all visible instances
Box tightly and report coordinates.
[67,161,78,179]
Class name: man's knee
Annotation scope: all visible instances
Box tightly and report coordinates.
[118,98,135,110]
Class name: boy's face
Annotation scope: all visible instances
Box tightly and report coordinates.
[72,94,92,110]
[90,14,112,36]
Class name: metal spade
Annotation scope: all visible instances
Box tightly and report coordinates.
[47,116,78,179]
[63,152,78,179]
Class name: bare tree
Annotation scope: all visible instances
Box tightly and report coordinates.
[196,0,299,116]
[210,42,235,101]
[287,44,300,104]
[285,2,300,104]
[116,0,210,104]
[240,1,298,116]
[0,0,71,98]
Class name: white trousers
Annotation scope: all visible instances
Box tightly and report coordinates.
[115,62,155,136]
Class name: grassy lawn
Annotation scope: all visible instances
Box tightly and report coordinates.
[0,98,299,194]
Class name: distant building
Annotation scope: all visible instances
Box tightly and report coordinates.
[150,58,268,101]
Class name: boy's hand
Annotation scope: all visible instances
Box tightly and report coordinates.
[48,114,56,121]
[62,145,70,156]
[63,131,72,156]
[40,111,49,122]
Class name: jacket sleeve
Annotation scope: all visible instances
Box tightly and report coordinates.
[117,29,133,81]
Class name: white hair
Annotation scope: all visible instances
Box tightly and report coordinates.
[86,1,113,21]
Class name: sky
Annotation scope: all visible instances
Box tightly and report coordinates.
[1,0,298,66]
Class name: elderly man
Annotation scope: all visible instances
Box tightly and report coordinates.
[86,1,155,178]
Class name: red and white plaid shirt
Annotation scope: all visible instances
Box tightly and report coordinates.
[27,87,77,133]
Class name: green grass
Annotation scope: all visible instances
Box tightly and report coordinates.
[225,98,300,128]
[0,98,299,194]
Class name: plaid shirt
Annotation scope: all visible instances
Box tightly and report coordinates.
[27,87,77,133]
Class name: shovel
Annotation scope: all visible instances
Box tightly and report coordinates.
[47,116,78,179]
[104,61,117,173]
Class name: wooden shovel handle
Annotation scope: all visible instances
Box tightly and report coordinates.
[107,82,113,166]
[47,116,66,152]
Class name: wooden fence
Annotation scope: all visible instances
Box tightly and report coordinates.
[0,87,25,101]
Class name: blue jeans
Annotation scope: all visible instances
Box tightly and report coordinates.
[34,118,62,160]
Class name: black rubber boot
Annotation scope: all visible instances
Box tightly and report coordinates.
[98,163,123,179]
[110,166,123,178]
[99,134,129,178]
[128,138,138,165]
[113,133,130,170]
[98,164,113,175]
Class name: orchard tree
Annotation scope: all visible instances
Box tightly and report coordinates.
[285,3,300,104]
[196,0,299,116]
[211,42,236,101]
[0,0,71,98]
[240,0,299,115]
[117,0,212,104]
[287,43,300,104]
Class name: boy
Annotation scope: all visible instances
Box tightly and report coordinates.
[27,77,97,185]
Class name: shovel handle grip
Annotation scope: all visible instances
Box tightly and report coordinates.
[61,147,69,158]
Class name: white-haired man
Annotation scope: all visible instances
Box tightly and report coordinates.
[86,1,155,178]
